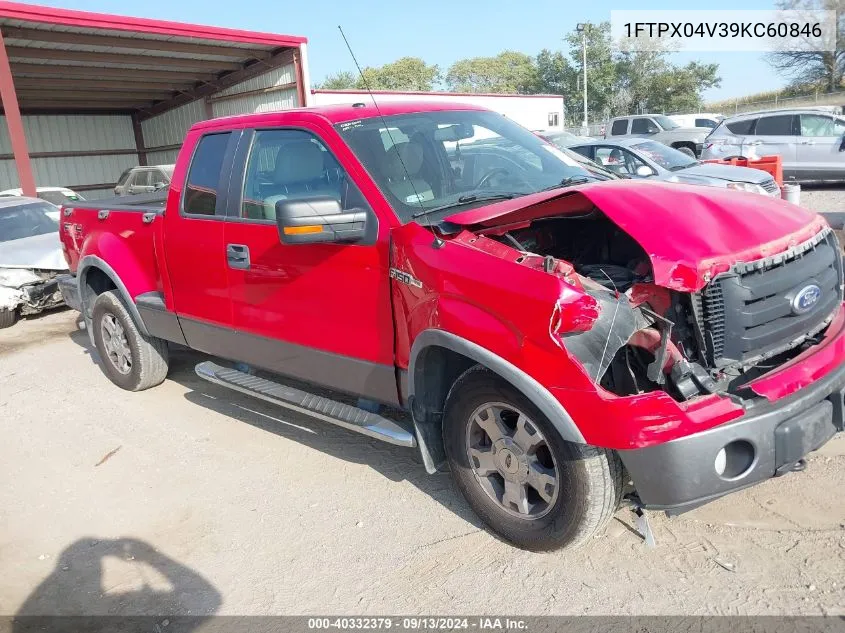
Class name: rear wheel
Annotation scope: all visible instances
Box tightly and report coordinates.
[443,366,622,550]
[675,145,696,158]
[91,290,169,391]
[0,308,18,329]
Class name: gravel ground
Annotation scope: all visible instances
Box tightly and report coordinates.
[0,310,844,617]
[800,185,845,224]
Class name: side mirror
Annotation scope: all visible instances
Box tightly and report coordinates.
[153,182,167,191]
[635,165,655,177]
[275,197,368,244]
[839,135,845,152]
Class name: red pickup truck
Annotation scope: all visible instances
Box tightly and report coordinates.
[58,102,844,550]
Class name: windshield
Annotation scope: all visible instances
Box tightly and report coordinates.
[653,115,680,130]
[631,140,697,171]
[160,165,175,179]
[336,110,592,223]
[0,202,59,242]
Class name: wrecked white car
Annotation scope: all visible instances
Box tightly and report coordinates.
[0,197,67,328]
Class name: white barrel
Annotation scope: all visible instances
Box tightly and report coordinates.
[782,183,801,205]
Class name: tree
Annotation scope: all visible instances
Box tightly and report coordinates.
[317,58,441,92]
[562,22,616,122]
[767,0,845,92]
[360,57,441,91]
[317,71,357,90]
[445,51,539,93]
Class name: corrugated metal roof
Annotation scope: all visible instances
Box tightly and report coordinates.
[0,1,305,115]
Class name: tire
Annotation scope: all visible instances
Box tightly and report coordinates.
[0,308,18,329]
[675,145,696,158]
[91,290,169,391]
[443,366,622,551]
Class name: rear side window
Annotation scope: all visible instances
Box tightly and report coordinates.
[570,146,592,159]
[726,119,756,135]
[695,118,717,128]
[631,118,658,134]
[610,119,628,135]
[183,132,231,216]
[754,115,796,136]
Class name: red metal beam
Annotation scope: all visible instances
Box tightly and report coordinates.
[0,30,34,196]
[293,47,306,107]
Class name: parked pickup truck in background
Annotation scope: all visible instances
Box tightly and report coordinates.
[57,102,845,550]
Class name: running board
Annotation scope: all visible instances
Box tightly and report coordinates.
[194,361,417,448]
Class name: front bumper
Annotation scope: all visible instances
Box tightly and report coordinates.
[618,358,845,512]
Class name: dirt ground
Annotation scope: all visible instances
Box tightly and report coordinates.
[1,308,844,617]
[1,187,845,616]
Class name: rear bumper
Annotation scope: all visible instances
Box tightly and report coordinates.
[56,274,81,312]
[618,358,845,512]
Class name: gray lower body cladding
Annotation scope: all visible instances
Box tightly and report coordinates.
[619,360,845,512]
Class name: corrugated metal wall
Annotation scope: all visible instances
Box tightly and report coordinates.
[0,62,300,196]
[210,65,298,117]
[140,100,205,152]
[0,114,136,197]
[140,63,299,156]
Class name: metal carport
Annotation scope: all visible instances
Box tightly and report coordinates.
[0,1,309,198]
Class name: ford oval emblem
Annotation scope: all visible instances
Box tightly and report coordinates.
[792,284,822,315]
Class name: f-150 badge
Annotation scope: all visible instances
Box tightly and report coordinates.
[389,268,422,289]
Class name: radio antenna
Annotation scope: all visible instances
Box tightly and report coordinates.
[337,25,443,248]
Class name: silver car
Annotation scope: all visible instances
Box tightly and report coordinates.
[569,138,781,196]
[701,108,845,182]
[114,165,175,196]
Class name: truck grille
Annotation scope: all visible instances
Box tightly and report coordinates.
[697,229,843,368]
[761,178,780,196]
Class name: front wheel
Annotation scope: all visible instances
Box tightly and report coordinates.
[443,366,622,550]
[91,290,169,391]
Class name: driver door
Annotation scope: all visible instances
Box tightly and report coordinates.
[222,122,399,405]
[797,113,845,179]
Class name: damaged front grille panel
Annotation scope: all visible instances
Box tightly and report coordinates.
[696,228,843,370]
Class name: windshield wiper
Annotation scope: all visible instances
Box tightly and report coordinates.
[412,193,518,218]
[668,163,698,172]
[540,175,597,192]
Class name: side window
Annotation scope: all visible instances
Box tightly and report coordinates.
[241,129,366,221]
[695,118,717,129]
[800,114,842,137]
[183,132,231,216]
[610,119,628,135]
[594,146,643,175]
[135,170,152,187]
[755,115,796,136]
[570,146,593,159]
[151,170,167,187]
[631,118,658,134]
[726,118,756,135]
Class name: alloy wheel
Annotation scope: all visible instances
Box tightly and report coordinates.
[465,402,560,519]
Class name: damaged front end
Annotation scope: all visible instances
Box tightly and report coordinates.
[0,268,63,316]
[483,209,843,406]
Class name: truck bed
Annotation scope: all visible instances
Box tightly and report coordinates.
[63,190,168,213]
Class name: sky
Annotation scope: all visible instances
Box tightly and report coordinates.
[34,0,786,103]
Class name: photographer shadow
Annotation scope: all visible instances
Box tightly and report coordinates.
[13,537,221,633]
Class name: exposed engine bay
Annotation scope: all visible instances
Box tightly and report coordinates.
[484,211,842,403]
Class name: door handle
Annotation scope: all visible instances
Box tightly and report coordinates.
[801,140,816,145]
[226,243,250,270]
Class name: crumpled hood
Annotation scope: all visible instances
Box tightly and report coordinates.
[445,180,826,292]
[0,231,67,270]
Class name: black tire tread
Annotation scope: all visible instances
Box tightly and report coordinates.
[444,365,622,550]
[92,290,169,391]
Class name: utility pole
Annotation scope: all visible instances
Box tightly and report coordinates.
[577,23,588,134]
